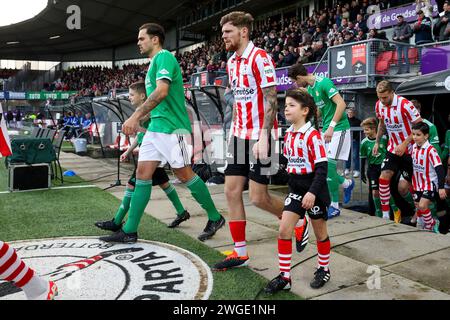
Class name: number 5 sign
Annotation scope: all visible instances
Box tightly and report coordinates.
[330,44,367,78]
[330,46,352,77]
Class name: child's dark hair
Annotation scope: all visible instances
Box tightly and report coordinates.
[285,88,318,129]
[412,121,429,135]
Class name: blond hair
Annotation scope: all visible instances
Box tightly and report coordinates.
[376,80,393,93]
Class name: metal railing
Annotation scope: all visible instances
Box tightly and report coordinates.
[317,38,450,89]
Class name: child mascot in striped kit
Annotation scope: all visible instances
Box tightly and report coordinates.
[264,88,331,294]
[411,122,447,232]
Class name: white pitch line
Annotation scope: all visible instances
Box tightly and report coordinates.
[0,185,97,194]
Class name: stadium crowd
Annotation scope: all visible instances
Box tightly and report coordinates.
[44,64,147,97]
[41,0,447,95]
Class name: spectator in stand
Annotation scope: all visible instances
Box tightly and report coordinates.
[343,31,355,43]
[413,9,433,45]
[312,26,326,42]
[312,41,327,61]
[339,18,349,32]
[347,21,357,36]
[271,45,282,64]
[434,1,450,42]
[281,47,296,67]
[355,28,367,41]
[355,13,368,33]
[206,60,217,73]
[392,14,413,73]
[327,24,340,45]
[218,61,227,72]
[266,31,279,51]
[298,42,313,63]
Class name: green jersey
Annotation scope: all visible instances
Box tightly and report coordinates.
[360,135,388,166]
[145,49,192,134]
[307,76,350,132]
[443,130,450,160]
[423,119,441,156]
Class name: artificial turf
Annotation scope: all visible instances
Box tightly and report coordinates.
[0,162,301,300]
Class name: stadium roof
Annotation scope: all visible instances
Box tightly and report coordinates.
[0,0,192,61]
[1,0,299,61]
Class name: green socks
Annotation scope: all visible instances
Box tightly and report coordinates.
[389,197,399,212]
[163,183,186,215]
[374,196,398,218]
[327,159,340,203]
[123,180,152,234]
[374,196,382,218]
[429,201,437,218]
[114,188,134,225]
[401,191,415,211]
[186,175,221,222]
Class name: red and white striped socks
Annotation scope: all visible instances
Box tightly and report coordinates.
[379,178,391,219]
[317,238,331,270]
[229,220,247,257]
[278,239,292,279]
[417,209,435,230]
[0,241,48,299]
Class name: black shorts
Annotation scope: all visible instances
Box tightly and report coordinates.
[127,167,170,187]
[367,164,382,190]
[224,136,279,185]
[381,152,413,182]
[283,175,330,221]
[414,190,437,202]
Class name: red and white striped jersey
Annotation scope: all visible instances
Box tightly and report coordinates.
[227,41,278,140]
[375,94,420,155]
[412,141,442,191]
[283,122,327,175]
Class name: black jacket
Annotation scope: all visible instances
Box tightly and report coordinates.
[413,16,433,44]
[393,21,413,43]
[434,11,450,41]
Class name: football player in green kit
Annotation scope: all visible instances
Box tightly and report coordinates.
[101,23,225,243]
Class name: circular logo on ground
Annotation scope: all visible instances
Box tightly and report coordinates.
[0,237,213,300]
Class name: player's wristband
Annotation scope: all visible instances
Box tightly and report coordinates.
[330,121,337,128]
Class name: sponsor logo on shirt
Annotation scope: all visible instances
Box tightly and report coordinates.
[413,163,425,172]
[288,157,306,164]
[264,65,274,77]
[159,69,170,75]
[232,88,256,102]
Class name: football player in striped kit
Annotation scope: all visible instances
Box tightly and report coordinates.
[213,11,287,271]
[411,122,447,232]
[264,89,331,294]
[374,81,423,222]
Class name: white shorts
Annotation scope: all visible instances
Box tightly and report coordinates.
[139,131,192,169]
[324,129,351,161]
